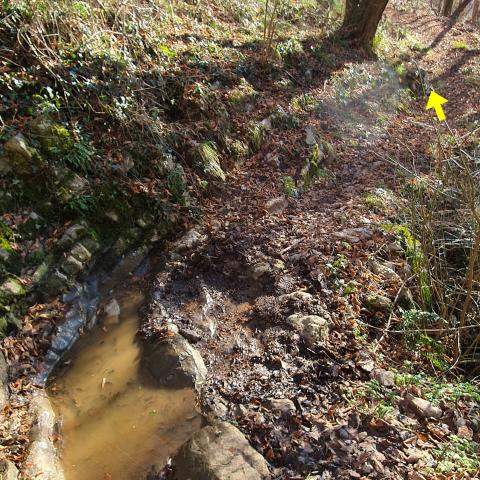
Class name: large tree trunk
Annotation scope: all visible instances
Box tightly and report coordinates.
[442,0,454,16]
[472,0,480,23]
[451,0,473,19]
[339,0,390,54]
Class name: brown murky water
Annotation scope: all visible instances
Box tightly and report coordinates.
[48,291,201,480]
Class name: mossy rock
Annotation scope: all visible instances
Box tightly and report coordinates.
[226,139,249,165]
[300,143,332,190]
[194,142,225,182]
[271,106,300,130]
[3,134,46,177]
[29,117,73,157]
[52,165,89,203]
[0,278,25,305]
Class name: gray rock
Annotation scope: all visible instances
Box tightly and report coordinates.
[371,368,395,387]
[57,223,88,250]
[4,134,39,176]
[32,256,53,285]
[46,270,70,295]
[265,398,296,416]
[332,228,373,244]
[250,262,271,280]
[61,255,84,276]
[0,459,18,480]
[402,393,442,420]
[265,196,288,215]
[369,259,401,283]
[172,229,207,254]
[399,287,415,309]
[143,334,207,389]
[365,294,392,312]
[173,421,270,480]
[279,291,314,303]
[0,351,8,409]
[0,248,10,262]
[105,210,120,223]
[53,167,88,203]
[305,125,318,146]
[70,243,91,263]
[24,394,65,480]
[383,242,404,257]
[102,298,120,324]
[286,314,329,346]
[179,327,203,343]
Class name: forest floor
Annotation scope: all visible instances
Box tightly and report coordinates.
[142,3,480,479]
[1,0,480,479]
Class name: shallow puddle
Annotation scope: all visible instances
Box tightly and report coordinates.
[48,291,201,480]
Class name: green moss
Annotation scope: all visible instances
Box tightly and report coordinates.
[0,222,13,251]
[275,38,304,63]
[0,277,25,305]
[227,79,257,107]
[300,143,332,190]
[30,117,74,158]
[453,40,468,50]
[365,192,384,209]
[282,176,297,197]
[248,122,264,153]
[271,106,300,130]
[167,164,187,204]
[381,223,431,307]
[195,141,225,182]
[227,139,249,164]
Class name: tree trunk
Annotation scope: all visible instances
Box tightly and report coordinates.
[339,0,390,54]
[451,0,472,19]
[472,0,480,23]
[442,0,454,16]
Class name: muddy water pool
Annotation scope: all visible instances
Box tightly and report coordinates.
[48,290,201,480]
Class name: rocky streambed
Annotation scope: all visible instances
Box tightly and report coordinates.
[1,232,274,480]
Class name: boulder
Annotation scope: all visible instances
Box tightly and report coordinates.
[53,167,88,203]
[24,394,64,480]
[173,421,270,480]
[279,291,314,304]
[286,314,329,346]
[332,228,373,244]
[399,287,415,309]
[143,334,207,389]
[29,117,73,156]
[46,270,70,295]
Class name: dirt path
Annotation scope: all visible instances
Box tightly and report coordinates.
[143,5,479,480]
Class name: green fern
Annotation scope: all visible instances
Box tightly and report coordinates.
[65,135,95,173]
[67,195,97,217]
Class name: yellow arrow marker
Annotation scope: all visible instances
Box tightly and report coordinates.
[426,90,448,121]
